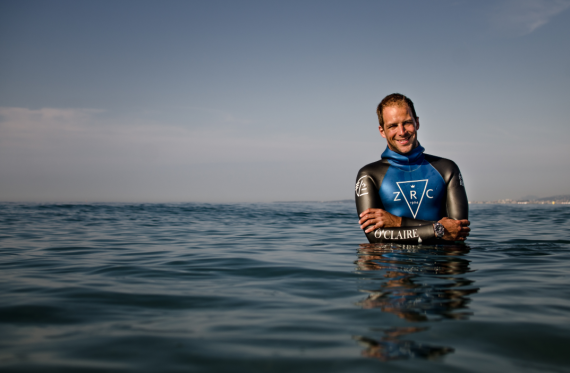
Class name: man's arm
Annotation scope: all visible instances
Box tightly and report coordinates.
[428,156,470,241]
[355,173,436,243]
[440,160,468,220]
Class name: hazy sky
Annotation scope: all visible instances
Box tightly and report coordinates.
[1,0,569,202]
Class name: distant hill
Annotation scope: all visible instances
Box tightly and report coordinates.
[536,195,570,202]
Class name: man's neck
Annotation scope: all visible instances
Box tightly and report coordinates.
[382,143,425,165]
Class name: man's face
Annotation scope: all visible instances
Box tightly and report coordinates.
[379,104,420,154]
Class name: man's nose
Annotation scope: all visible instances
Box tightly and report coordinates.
[397,124,406,136]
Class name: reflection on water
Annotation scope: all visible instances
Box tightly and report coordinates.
[354,243,479,361]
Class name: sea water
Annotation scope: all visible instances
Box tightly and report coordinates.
[0,202,569,372]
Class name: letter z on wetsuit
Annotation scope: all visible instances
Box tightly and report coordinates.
[355,145,468,243]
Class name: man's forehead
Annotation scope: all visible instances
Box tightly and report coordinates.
[382,102,413,116]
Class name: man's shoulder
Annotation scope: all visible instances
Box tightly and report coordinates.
[357,159,390,176]
[424,153,460,167]
[356,159,391,190]
[424,153,462,181]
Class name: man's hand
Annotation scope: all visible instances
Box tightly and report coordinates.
[359,208,402,233]
[439,217,470,241]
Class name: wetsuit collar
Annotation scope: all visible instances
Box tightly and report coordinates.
[381,144,425,165]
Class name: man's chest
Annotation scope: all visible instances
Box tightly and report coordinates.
[379,162,446,221]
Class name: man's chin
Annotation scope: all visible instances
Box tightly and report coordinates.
[390,145,413,155]
[389,140,418,155]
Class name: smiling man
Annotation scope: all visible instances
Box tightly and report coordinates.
[355,93,470,243]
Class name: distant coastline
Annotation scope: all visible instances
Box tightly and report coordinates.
[275,195,570,205]
[469,195,570,205]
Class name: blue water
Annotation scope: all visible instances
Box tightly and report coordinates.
[0,202,569,372]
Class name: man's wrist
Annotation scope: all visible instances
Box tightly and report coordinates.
[396,216,402,227]
[433,221,445,238]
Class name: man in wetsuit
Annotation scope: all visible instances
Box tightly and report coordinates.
[355,93,471,243]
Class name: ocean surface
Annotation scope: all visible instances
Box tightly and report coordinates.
[0,202,569,372]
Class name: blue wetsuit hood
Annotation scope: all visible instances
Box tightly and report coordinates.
[381,144,425,168]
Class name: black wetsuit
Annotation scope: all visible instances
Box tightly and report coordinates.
[355,145,468,243]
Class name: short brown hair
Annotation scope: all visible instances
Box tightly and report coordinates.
[376,93,418,128]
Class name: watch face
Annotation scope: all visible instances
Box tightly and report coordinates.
[435,223,445,238]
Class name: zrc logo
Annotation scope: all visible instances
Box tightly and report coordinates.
[355,176,369,197]
[392,179,433,218]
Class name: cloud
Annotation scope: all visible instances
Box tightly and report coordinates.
[0,107,353,166]
[490,0,570,36]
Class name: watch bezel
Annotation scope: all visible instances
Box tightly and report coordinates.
[434,222,445,239]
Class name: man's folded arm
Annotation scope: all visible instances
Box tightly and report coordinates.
[400,217,436,227]
[355,174,436,243]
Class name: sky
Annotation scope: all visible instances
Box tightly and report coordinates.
[1,0,569,203]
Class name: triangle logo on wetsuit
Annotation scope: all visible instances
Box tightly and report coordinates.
[379,145,446,221]
[396,179,428,218]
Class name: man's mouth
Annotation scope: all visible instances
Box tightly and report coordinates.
[396,137,411,145]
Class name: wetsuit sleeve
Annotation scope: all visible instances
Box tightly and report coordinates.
[444,163,469,220]
[400,216,436,227]
[355,170,436,244]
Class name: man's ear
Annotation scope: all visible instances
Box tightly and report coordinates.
[378,125,387,139]
[415,117,420,130]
